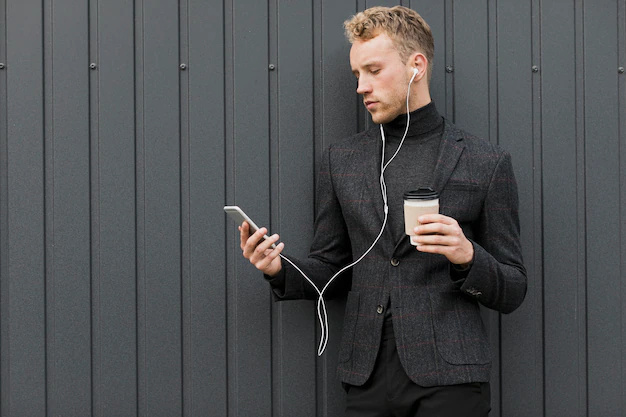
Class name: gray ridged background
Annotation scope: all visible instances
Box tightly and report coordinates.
[0,0,625,416]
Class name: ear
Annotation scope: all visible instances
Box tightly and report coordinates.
[409,52,428,80]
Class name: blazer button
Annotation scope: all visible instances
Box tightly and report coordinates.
[390,258,400,267]
[376,305,384,314]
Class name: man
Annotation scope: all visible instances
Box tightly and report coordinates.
[239,6,526,417]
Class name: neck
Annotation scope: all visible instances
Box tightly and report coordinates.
[407,84,431,112]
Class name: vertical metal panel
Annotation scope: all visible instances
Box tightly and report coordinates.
[414,0,446,117]
[271,0,317,415]
[496,1,538,416]
[47,0,92,414]
[139,0,182,414]
[227,0,272,414]
[179,1,191,415]
[0,0,6,410]
[2,0,47,415]
[43,0,55,413]
[584,1,622,415]
[368,0,400,8]
[619,1,626,415]
[541,0,582,415]
[134,0,147,414]
[573,1,588,414]
[222,2,236,414]
[452,0,489,139]
[92,0,137,415]
[187,0,227,415]
[443,0,454,119]
[529,0,546,413]
[319,0,358,151]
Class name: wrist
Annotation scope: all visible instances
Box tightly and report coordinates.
[455,240,475,270]
[453,248,474,271]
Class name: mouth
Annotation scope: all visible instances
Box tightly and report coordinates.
[364,100,378,110]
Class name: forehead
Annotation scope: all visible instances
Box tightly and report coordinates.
[349,33,402,69]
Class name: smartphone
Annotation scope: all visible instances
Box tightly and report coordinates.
[223,205,276,248]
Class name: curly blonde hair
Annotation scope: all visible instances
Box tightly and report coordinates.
[344,6,434,81]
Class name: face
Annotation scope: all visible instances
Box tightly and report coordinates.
[350,33,413,124]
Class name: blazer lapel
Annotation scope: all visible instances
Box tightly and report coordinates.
[359,127,387,226]
[432,120,466,193]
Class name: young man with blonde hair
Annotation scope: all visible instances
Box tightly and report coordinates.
[240,6,526,416]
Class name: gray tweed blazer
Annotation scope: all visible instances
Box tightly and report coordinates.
[269,118,527,387]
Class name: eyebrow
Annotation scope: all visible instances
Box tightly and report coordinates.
[362,61,382,69]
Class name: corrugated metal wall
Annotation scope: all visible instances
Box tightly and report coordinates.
[0,0,624,416]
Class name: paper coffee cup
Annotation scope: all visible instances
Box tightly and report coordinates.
[404,187,439,245]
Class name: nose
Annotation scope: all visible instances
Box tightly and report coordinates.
[356,76,372,95]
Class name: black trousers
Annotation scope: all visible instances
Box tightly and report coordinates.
[344,321,491,417]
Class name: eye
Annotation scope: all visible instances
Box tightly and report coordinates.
[371,69,381,75]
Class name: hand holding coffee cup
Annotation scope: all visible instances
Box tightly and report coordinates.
[404,187,439,246]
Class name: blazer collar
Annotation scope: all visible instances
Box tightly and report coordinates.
[362,127,386,225]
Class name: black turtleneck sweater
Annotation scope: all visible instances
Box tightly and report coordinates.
[381,101,444,243]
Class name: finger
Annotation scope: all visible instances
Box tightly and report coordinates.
[414,222,450,236]
[239,221,250,250]
[254,242,285,271]
[413,241,445,253]
[253,233,280,257]
[249,232,280,262]
[243,227,269,257]
[417,213,454,225]
[250,234,281,269]
[413,233,461,247]
[415,216,462,237]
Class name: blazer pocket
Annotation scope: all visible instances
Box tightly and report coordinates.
[431,291,491,366]
[338,291,360,364]
[439,182,482,223]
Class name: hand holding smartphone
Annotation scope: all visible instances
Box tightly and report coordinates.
[223,206,276,248]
